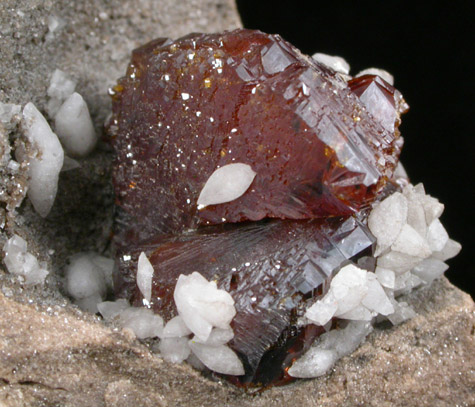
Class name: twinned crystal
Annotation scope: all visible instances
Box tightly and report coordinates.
[107,29,434,387]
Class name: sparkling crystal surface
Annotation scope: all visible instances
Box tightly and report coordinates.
[115,216,375,386]
[109,29,407,387]
[109,29,404,243]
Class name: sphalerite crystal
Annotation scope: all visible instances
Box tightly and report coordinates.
[108,29,416,387]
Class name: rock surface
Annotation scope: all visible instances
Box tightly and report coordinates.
[0,278,473,407]
[0,1,473,406]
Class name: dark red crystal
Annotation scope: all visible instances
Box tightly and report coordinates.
[108,29,406,387]
[114,216,375,386]
[109,29,404,243]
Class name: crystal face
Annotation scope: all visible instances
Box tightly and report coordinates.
[114,217,375,386]
[109,29,404,243]
[109,29,407,387]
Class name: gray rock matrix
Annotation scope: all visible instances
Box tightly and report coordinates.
[0,1,473,406]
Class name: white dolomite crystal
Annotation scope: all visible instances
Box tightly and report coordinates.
[64,252,114,312]
[21,103,64,217]
[412,258,449,284]
[426,219,449,252]
[386,301,416,325]
[432,238,461,261]
[191,327,234,346]
[368,192,408,256]
[420,194,444,225]
[118,307,164,339]
[288,321,373,378]
[137,252,154,304]
[46,69,76,117]
[98,300,163,339]
[173,271,236,342]
[61,156,81,172]
[375,267,396,289]
[188,342,244,376]
[0,102,21,124]
[97,299,130,320]
[197,163,256,209]
[312,53,350,75]
[158,337,191,363]
[377,250,422,274]
[305,264,393,326]
[162,315,192,338]
[2,234,48,285]
[391,224,432,258]
[54,92,97,157]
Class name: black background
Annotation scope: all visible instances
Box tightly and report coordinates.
[237,1,474,296]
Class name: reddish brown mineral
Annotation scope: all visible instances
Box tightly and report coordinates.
[109,29,407,387]
[109,29,404,243]
[115,216,375,386]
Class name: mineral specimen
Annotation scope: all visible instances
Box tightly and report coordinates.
[108,29,417,387]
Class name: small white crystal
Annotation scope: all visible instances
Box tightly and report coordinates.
[64,252,114,312]
[188,342,244,375]
[97,299,130,320]
[61,156,81,172]
[394,271,412,291]
[431,239,462,261]
[419,193,444,225]
[426,219,449,252]
[404,184,428,237]
[375,267,396,289]
[361,274,394,315]
[395,273,423,296]
[289,321,372,378]
[192,327,234,346]
[355,68,394,85]
[387,301,416,325]
[76,293,104,314]
[377,250,422,274]
[54,92,97,157]
[2,234,49,285]
[21,103,64,217]
[391,224,432,258]
[158,337,191,363]
[197,163,256,209]
[306,264,392,324]
[46,69,76,117]
[65,253,107,304]
[338,305,373,321]
[288,348,337,378]
[137,252,153,303]
[330,321,373,356]
[89,253,114,291]
[412,258,449,284]
[312,53,350,75]
[0,102,21,124]
[368,192,408,256]
[305,300,338,326]
[46,15,65,37]
[174,272,236,341]
[162,315,192,338]
[118,307,164,339]
[394,162,408,179]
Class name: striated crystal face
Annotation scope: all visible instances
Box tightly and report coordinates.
[109,29,404,243]
[114,216,375,386]
[109,29,407,388]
